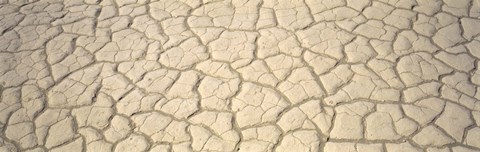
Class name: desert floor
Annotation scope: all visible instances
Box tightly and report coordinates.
[1,0,480,151]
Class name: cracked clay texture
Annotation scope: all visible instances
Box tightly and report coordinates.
[1,0,480,151]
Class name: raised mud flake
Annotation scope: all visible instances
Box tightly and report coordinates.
[403,97,445,126]
[15,25,62,51]
[114,134,149,152]
[324,142,384,152]
[160,17,195,49]
[257,27,304,59]
[164,70,200,99]
[461,18,480,40]
[155,97,199,119]
[119,2,149,17]
[231,82,289,128]
[403,82,442,103]
[159,37,208,70]
[148,0,192,21]
[433,23,466,49]
[51,47,94,81]
[198,76,240,110]
[104,115,133,143]
[311,6,359,22]
[277,67,325,104]
[268,0,314,30]
[299,100,334,134]
[365,112,402,140]
[466,38,480,59]
[95,29,149,62]
[149,145,171,152]
[330,102,375,140]
[412,125,455,147]
[324,64,401,105]
[132,112,190,143]
[276,107,309,132]
[0,85,45,130]
[396,52,453,87]
[275,130,320,152]
[372,104,418,139]
[383,9,416,29]
[435,51,475,72]
[465,127,480,149]
[154,72,201,119]
[0,87,22,124]
[0,137,17,152]
[0,50,51,88]
[189,125,239,152]
[303,50,337,75]
[354,20,397,41]
[0,9,24,34]
[324,142,357,152]
[5,121,36,149]
[442,0,471,16]
[44,117,76,149]
[34,109,70,146]
[195,60,239,79]
[86,140,112,152]
[238,125,281,152]
[442,72,477,98]
[440,84,480,112]
[117,60,162,83]
[228,0,262,30]
[369,39,397,62]
[344,36,375,64]
[472,111,480,125]
[96,65,133,97]
[188,1,233,28]
[296,22,355,60]
[190,27,225,44]
[435,102,473,142]
[386,142,422,152]
[319,64,354,95]
[342,0,367,11]
[189,111,236,141]
[264,54,305,81]
[367,59,405,89]
[116,89,162,116]
[47,64,102,108]
[256,7,277,29]
[131,14,168,42]
[209,30,257,69]
[364,1,395,20]
[237,60,279,87]
[97,16,132,33]
[413,14,439,37]
[75,35,110,54]
[50,138,83,152]
[414,0,442,15]
[0,31,22,53]
[427,147,451,152]
[72,93,114,130]
[61,18,96,36]
[452,146,480,152]
[393,30,438,56]
[136,68,180,94]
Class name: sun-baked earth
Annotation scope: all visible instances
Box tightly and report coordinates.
[1,0,480,151]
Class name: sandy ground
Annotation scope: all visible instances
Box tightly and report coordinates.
[1,0,480,151]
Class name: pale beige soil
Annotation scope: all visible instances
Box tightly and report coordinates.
[1,0,480,151]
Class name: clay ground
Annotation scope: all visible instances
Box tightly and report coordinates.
[1,0,480,151]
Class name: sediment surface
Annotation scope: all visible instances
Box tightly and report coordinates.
[1,0,480,151]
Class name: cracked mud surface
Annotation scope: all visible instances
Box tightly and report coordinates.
[1,0,480,151]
